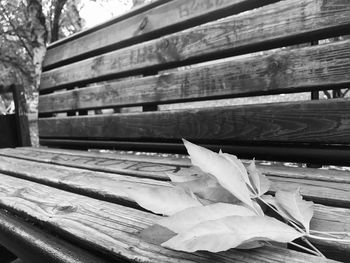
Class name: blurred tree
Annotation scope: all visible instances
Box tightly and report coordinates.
[0,0,84,98]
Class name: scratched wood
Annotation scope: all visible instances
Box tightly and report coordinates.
[0,174,339,263]
[0,154,349,208]
[39,99,350,145]
[2,147,350,185]
[39,39,350,113]
[44,0,276,68]
[40,0,350,91]
[0,209,110,263]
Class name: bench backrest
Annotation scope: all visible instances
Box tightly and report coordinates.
[38,0,350,166]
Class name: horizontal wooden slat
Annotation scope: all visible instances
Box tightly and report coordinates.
[40,0,350,91]
[44,0,277,69]
[38,139,350,166]
[0,209,110,263]
[0,153,349,209]
[2,147,350,184]
[0,174,339,262]
[39,39,350,113]
[39,99,350,145]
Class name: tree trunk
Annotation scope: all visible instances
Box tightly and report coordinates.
[26,0,48,90]
[51,0,68,43]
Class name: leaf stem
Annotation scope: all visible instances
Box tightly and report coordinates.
[307,234,350,243]
[288,241,321,257]
[301,237,325,258]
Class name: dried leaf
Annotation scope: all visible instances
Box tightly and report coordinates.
[158,203,256,233]
[126,185,202,216]
[162,215,303,252]
[246,160,270,196]
[275,188,314,233]
[182,139,254,211]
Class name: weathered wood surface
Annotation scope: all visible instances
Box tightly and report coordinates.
[40,0,350,91]
[0,209,110,263]
[0,173,339,263]
[2,147,350,184]
[39,39,350,113]
[44,0,276,68]
[39,99,350,144]
[0,154,349,208]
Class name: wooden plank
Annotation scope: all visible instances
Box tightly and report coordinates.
[0,173,338,263]
[0,152,349,209]
[37,139,350,166]
[39,39,350,113]
[2,147,350,184]
[0,209,110,263]
[40,0,350,91]
[44,0,277,68]
[0,148,181,180]
[38,99,350,145]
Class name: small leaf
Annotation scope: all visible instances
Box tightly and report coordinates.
[275,188,314,233]
[126,185,202,216]
[182,139,254,211]
[246,160,270,196]
[170,170,240,204]
[158,203,256,233]
[162,215,302,252]
[138,224,176,245]
[167,166,205,183]
[261,195,296,223]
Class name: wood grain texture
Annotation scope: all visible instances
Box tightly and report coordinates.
[0,173,339,263]
[0,209,110,263]
[38,99,350,144]
[2,147,350,184]
[0,153,349,208]
[39,39,350,113]
[44,0,275,68]
[40,0,350,90]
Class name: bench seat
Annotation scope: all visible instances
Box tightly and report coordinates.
[0,147,348,262]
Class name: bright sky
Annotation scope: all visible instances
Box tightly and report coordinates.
[80,0,133,28]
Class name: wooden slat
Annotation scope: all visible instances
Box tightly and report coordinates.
[38,99,350,144]
[39,39,350,113]
[0,154,349,208]
[37,139,350,166]
[44,0,277,68]
[40,0,350,91]
[0,174,339,263]
[0,209,110,263]
[2,147,350,184]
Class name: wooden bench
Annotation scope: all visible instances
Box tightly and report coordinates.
[0,0,350,262]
